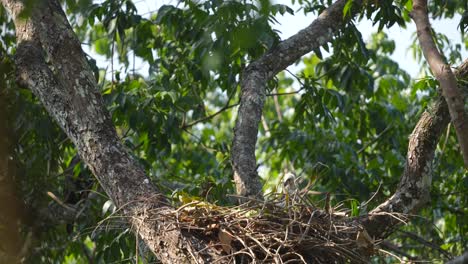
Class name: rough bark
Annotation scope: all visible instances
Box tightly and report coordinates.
[411,0,468,167]
[447,251,468,264]
[232,0,362,198]
[361,59,468,239]
[1,0,224,262]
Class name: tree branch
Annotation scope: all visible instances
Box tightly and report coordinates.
[266,87,305,96]
[360,59,468,240]
[182,103,239,129]
[398,230,452,259]
[379,241,418,261]
[231,0,362,198]
[411,0,468,167]
[447,251,468,264]
[1,0,224,262]
[357,124,393,154]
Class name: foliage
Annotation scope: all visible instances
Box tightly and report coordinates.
[0,0,466,262]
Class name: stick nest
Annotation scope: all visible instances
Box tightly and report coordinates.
[172,193,375,263]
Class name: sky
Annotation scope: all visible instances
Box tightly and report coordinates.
[90,0,467,79]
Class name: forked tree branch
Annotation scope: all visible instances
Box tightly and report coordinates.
[361,59,468,239]
[411,0,468,167]
[231,0,362,198]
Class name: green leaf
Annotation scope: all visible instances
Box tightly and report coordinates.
[350,199,359,216]
[343,0,354,18]
[94,38,110,55]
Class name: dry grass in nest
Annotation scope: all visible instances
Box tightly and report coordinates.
[171,192,376,263]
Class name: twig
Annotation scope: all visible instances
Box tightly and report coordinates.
[272,88,283,122]
[378,248,404,263]
[267,88,305,96]
[379,240,417,261]
[261,115,271,137]
[182,103,239,129]
[398,230,452,259]
[47,191,77,212]
[286,69,305,86]
[357,124,393,154]
[440,123,451,154]
[181,127,218,152]
[361,182,382,208]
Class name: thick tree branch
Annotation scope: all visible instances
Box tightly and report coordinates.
[231,0,362,198]
[361,59,468,239]
[447,251,468,264]
[411,0,468,167]
[1,0,225,262]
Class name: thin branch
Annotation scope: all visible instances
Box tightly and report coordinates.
[181,127,219,153]
[398,230,452,259]
[261,115,271,137]
[440,123,451,154]
[267,88,305,96]
[357,124,393,154]
[379,241,418,261]
[272,88,283,122]
[182,103,239,129]
[47,191,77,213]
[285,69,305,86]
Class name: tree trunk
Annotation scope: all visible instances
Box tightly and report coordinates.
[1,0,224,262]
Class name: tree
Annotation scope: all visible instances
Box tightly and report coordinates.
[0,0,466,262]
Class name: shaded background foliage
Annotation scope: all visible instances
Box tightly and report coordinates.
[0,0,466,262]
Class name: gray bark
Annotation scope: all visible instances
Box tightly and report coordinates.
[361,59,468,239]
[1,0,224,262]
[412,0,468,167]
[231,0,362,198]
[446,251,468,264]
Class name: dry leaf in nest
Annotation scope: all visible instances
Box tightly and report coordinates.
[356,229,374,253]
[218,228,234,254]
